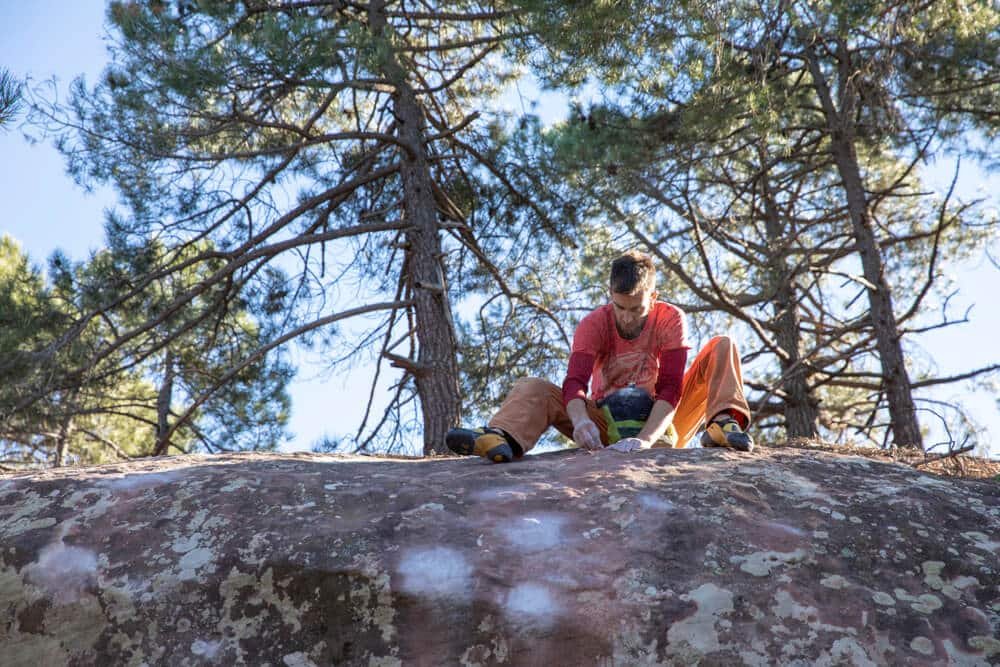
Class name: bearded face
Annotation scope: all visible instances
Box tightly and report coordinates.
[610,288,657,339]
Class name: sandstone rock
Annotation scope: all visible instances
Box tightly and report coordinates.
[1,447,998,665]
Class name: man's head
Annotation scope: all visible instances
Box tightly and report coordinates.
[609,250,658,339]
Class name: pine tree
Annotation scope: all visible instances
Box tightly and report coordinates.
[1,234,292,466]
[1,236,146,466]
[41,0,533,454]
[516,0,1000,449]
[59,238,295,456]
[0,68,22,128]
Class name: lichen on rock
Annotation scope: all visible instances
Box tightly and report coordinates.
[0,447,997,665]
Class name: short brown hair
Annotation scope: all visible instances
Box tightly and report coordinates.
[609,250,656,295]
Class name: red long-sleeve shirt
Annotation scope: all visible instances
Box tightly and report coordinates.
[561,301,690,407]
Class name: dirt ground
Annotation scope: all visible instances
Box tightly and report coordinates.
[3,440,998,481]
[768,439,1000,481]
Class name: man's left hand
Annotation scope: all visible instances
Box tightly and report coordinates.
[609,437,645,453]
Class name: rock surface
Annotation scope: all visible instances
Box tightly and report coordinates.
[1,447,998,666]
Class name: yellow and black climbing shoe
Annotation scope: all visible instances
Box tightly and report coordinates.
[445,427,515,463]
[701,417,754,453]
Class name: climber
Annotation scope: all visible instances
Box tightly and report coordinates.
[446,249,754,463]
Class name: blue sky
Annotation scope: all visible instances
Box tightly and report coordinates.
[2,2,998,457]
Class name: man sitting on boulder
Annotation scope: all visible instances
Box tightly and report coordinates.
[446,250,754,463]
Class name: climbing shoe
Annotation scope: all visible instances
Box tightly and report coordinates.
[701,417,754,453]
[445,427,515,463]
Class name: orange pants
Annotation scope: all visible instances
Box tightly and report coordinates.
[489,336,750,452]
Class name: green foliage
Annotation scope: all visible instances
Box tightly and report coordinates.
[513,0,1000,448]
[0,68,22,127]
[0,237,51,356]
[0,233,292,466]
[34,0,546,455]
[21,1,997,457]
[0,236,145,465]
[0,237,61,444]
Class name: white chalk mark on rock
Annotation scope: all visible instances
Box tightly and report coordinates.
[499,514,567,552]
[25,540,98,604]
[637,494,676,512]
[397,546,472,601]
[191,639,222,659]
[505,583,558,628]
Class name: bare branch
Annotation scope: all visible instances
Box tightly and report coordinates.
[912,444,976,468]
[79,430,133,461]
[158,299,414,446]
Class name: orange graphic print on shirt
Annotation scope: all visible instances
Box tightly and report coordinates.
[597,350,658,397]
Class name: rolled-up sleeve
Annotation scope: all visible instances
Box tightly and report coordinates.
[562,309,606,406]
[654,347,687,407]
[562,351,596,406]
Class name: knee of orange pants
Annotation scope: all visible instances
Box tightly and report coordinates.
[707,334,734,352]
[489,377,565,453]
[509,376,560,397]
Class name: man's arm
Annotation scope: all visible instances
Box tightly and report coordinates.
[562,310,605,450]
[634,399,676,446]
[567,397,602,450]
[617,347,686,449]
[563,349,602,450]
[566,397,590,424]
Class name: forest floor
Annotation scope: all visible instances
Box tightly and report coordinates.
[3,440,998,481]
[770,439,1000,481]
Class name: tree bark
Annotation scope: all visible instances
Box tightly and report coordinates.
[804,44,922,448]
[758,160,819,438]
[54,415,72,467]
[53,389,79,467]
[154,350,175,456]
[371,1,462,454]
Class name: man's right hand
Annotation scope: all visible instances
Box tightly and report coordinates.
[573,419,603,451]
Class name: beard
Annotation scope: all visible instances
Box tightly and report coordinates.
[616,318,647,339]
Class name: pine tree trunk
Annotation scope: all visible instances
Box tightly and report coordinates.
[154,350,175,456]
[828,143,921,447]
[54,420,71,467]
[53,393,77,467]
[371,1,461,454]
[805,45,922,448]
[774,304,818,438]
[759,165,819,438]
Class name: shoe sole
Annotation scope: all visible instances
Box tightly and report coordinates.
[445,431,514,463]
[483,443,514,463]
[445,431,477,456]
[701,425,754,453]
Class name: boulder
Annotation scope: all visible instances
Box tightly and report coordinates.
[1,447,998,666]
